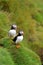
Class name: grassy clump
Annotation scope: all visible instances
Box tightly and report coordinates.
[0,48,16,65]
[0,38,41,65]
[9,45,41,65]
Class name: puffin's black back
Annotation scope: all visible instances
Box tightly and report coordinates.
[13,36,17,42]
[11,26,15,29]
[13,33,21,42]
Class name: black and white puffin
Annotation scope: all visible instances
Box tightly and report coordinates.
[13,31,24,48]
[8,24,17,38]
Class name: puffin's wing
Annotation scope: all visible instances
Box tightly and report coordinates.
[15,36,23,43]
[13,36,17,42]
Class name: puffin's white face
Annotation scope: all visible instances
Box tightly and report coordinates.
[19,31,24,35]
[12,25,17,29]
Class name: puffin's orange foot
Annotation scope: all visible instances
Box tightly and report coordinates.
[16,44,20,48]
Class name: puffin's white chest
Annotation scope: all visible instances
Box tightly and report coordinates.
[8,30,16,37]
[16,36,23,43]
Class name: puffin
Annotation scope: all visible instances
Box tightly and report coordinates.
[8,24,17,39]
[13,31,24,48]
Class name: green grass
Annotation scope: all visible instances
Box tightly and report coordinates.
[0,0,43,65]
[0,38,42,65]
[0,48,16,65]
[9,45,41,65]
[0,12,10,39]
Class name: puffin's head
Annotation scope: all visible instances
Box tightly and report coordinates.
[11,24,17,30]
[19,31,24,35]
